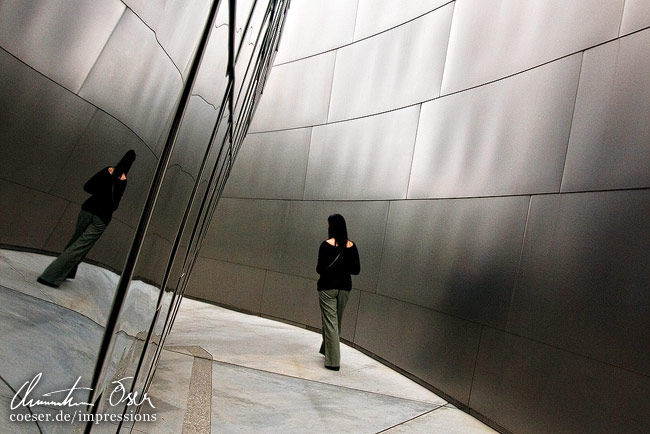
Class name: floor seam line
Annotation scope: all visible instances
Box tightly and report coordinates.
[162,347,444,406]
[375,406,444,433]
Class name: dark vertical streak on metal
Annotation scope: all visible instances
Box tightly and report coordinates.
[83,0,223,432]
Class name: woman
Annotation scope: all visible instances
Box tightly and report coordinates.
[316,214,360,371]
[37,150,136,288]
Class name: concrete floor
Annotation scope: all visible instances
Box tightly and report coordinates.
[135,297,498,434]
[0,249,497,433]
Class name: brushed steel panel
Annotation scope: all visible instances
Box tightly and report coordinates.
[305,106,419,200]
[378,196,529,328]
[172,96,219,177]
[79,9,183,146]
[249,51,337,132]
[156,0,211,75]
[620,0,650,36]
[280,200,389,292]
[0,48,97,192]
[507,190,650,376]
[0,181,68,250]
[0,0,124,92]
[261,271,360,341]
[353,0,449,41]
[223,128,312,200]
[193,23,229,107]
[41,202,134,274]
[48,110,156,228]
[200,198,289,269]
[328,4,453,122]
[186,257,266,313]
[561,30,650,192]
[260,271,321,330]
[84,217,135,273]
[216,0,255,56]
[470,328,650,434]
[409,54,582,199]
[441,0,625,94]
[274,0,357,64]
[122,0,165,29]
[134,234,173,285]
[355,292,481,404]
[147,166,195,244]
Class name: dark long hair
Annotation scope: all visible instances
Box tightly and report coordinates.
[327,214,348,250]
[113,150,136,178]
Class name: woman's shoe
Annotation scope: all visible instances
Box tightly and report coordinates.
[37,277,59,288]
[325,365,340,371]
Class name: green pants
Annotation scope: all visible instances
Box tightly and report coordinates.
[318,289,349,368]
[39,210,107,287]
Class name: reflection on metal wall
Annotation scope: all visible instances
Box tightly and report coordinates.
[0,0,289,432]
[188,1,650,433]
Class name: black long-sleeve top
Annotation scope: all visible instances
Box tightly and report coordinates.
[316,240,360,291]
[81,167,127,224]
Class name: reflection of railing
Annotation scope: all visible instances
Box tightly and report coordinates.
[83,1,291,432]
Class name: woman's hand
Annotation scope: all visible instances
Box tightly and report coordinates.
[108,167,127,180]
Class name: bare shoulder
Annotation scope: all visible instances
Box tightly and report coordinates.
[346,240,354,248]
[326,238,336,246]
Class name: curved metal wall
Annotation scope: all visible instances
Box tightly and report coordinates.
[187,1,650,433]
[0,0,289,432]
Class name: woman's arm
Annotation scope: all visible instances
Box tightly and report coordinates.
[346,244,360,275]
[316,242,326,275]
[83,167,110,194]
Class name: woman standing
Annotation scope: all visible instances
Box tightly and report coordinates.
[37,150,136,288]
[316,214,360,371]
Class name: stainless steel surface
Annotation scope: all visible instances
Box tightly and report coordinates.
[507,190,650,376]
[199,198,388,292]
[305,106,419,200]
[260,271,323,330]
[280,200,389,292]
[156,0,212,76]
[121,0,165,29]
[378,196,529,328]
[43,204,135,273]
[145,166,197,249]
[355,292,482,404]
[223,128,312,199]
[0,0,125,93]
[353,0,449,41]
[184,2,650,433]
[470,328,650,434]
[441,0,625,95]
[193,22,230,107]
[274,0,358,64]
[328,3,453,122]
[171,96,219,177]
[0,180,68,250]
[200,198,289,269]
[0,0,288,430]
[561,30,650,192]
[0,48,97,192]
[620,0,650,36]
[408,54,582,199]
[249,51,337,132]
[79,9,183,146]
[186,257,267,313]
[48,110,155,228]
[261,271,361,340]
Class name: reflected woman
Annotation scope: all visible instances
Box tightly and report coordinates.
[316,214,360,371]
[37,150,136,288]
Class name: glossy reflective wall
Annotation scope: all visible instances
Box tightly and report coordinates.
[186,1,650,433]
[0,0,288,432]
